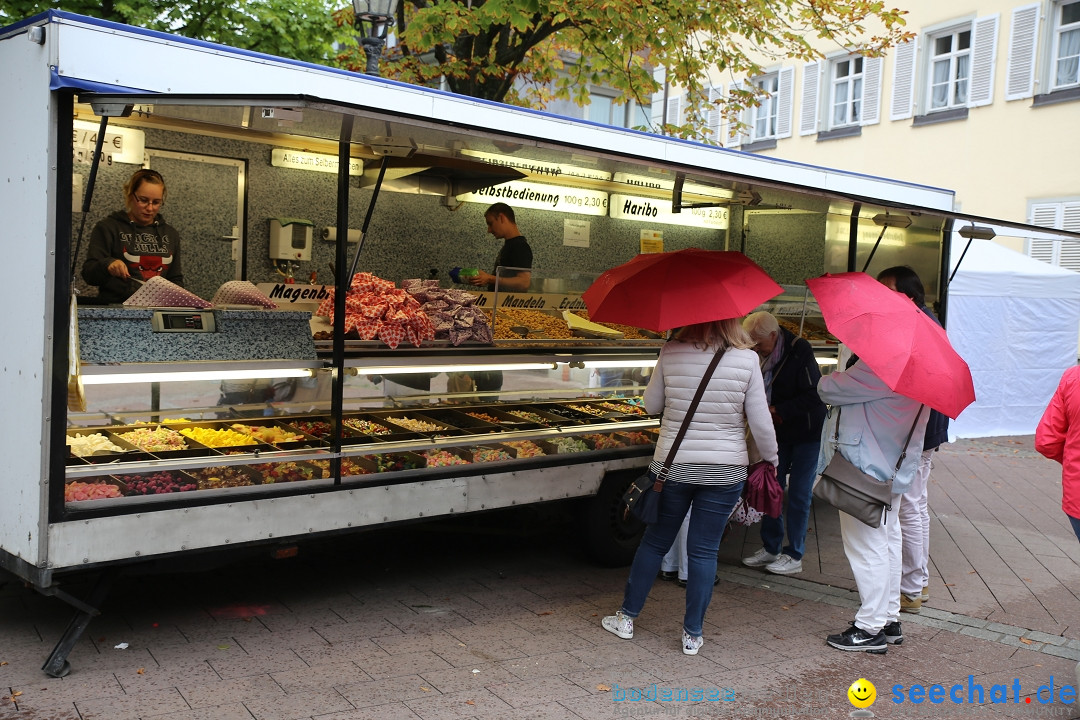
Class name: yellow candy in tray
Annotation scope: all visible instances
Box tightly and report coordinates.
[180,426,255,447]
[231,424,304,444]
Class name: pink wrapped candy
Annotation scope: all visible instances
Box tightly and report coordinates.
[211,281,277,308]
[124,276,211,309]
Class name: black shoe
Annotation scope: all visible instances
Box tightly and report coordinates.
[826,624,887,654]
[676,573,720,588]
[883,621,903,645]
[658,570,678,582]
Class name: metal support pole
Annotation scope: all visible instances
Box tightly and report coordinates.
[41,570,116,678]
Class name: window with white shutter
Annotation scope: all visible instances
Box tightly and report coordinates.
[829,56,864,127]
[1028,200,1080,271]
[800,62,820,135]
[890,39,919,120]
[750,73,780,142]
[968,14,1000,106]
[1006,4,1041,100]
[1052,0,1080,90]
[927,26,973,110]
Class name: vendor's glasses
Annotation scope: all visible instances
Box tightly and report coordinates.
[133,194,163,208]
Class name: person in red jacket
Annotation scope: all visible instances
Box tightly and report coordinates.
[1034,364,1080,688]
[1035,365,1080,544]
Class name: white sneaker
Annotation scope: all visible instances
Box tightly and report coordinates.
[765,553,803,576]
[682,631,704,655]
[602,610,634,639]
[742,548,778,568]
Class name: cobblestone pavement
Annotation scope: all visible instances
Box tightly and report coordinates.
[2,436,1078,719]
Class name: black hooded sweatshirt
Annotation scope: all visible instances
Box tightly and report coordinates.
[81,210,184,304]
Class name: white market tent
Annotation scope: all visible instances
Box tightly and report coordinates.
[948,238,1080,438]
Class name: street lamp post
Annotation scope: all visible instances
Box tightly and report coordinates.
[352,0,399,77]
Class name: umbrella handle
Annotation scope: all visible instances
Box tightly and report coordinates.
[860,224,888,274]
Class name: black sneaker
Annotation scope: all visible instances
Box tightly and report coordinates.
[883,621,903,645]
[826,624,887,654]
[658,570,678,581]
[677,573,720,588]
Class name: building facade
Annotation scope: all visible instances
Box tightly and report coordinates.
[657,0,1079,266]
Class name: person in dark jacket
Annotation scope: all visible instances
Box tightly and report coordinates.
[741,311,827,576]
[81,168,183,304]
[876,266,949,613]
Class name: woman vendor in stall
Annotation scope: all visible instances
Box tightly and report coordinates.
[81,168,184,303]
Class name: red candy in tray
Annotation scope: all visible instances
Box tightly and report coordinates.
[123,276,212,309]
[314,272,435,349]
[211,280,277,308]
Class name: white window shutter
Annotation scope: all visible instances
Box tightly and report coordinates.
[861,56,883,125]
[1031,202,1062,227]
[666,94,683,127]
[727,82,744,148]
[1006,3,1040,101]
[968,14,1000,107]
[776,66,795,139]
[799,61,820,135]
[707,84,724,143]
[889,39,918,121]
[1062,203,1080,270]
[1064,202,1080,233]
[1029,202,1062,265]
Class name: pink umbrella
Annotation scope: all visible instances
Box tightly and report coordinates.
[805,272,975,419]
[582,249,783,332]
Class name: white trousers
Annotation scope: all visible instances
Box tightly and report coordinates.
[899,449,933,596]
[660,510,691,579]
[839,495,902,634]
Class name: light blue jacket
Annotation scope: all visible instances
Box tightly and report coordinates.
[815,361,929,496]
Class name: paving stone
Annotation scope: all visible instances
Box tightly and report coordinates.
[207,649,308,679]
[404,687,513,719]
[485,675,591,708]
[497,651,593,681]
[143,701,256,720]
[334,674,440,709]
[177,673,285,708]
[355,650,454,681]
[114,660,221,694]
[75,687,191,720]
[270,661,372,692]
[309,701,424,719]
[417,662,520,694]
[242,687,354,720]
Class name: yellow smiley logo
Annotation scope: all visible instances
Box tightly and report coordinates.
[848,678,877,709]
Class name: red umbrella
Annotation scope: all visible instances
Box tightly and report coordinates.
[805,272,975,419]
[582,249,783,332]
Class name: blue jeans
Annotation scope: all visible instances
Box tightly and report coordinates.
[1070,514,1080,544]
[760,441,819,561]
[620,479,745,637]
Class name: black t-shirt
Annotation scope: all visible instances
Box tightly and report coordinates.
[489,235,533,290]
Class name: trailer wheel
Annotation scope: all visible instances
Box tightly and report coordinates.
[582,470,646,567]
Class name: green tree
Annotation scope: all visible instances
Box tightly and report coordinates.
[334,0,913,141]
[0,0,354,64]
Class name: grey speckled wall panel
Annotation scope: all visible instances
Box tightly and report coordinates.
[73,126,736,299]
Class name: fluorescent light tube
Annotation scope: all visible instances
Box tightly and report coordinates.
[579,359,658,369]
[82,368,315,385]
[351,362,557,375]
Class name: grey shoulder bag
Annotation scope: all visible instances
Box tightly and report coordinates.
[812,404,923,528]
